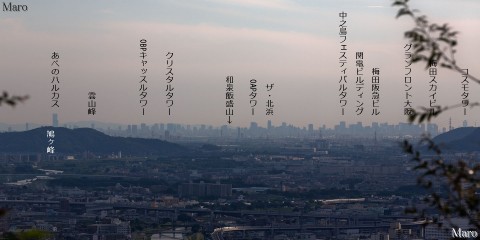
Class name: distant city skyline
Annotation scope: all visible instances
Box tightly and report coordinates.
[1,0,479,128]
[0,110,477,133]
[0,112,466,139]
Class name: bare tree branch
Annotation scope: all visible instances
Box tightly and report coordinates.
[0,91,29,107]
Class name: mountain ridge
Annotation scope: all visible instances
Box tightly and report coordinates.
[0,127,185,155]
[432,127,480,152]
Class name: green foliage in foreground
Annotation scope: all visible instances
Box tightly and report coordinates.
[1,229,50,240]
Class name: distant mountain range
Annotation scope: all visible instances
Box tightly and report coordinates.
[432,127,480,152]
[0,127,185,155]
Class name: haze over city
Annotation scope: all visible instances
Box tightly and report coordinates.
[2,1,480,239]
[1,0,479,128]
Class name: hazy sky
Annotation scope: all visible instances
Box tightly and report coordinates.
[1,0,479,129]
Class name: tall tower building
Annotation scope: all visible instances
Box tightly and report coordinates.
[52,113,58,127]
[308,124,314,132]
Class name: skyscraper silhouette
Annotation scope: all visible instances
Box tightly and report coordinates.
[52,113,58,127]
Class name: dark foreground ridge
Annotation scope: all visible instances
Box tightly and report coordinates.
[432,127,480,152]
[0,127,185,155]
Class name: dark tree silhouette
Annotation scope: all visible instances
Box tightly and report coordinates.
[394,0,480,228]
[0,91,28,107]
[393,0,480,124]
